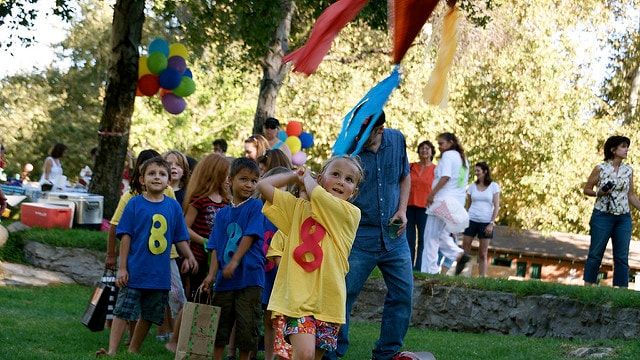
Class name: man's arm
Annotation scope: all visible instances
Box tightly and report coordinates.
[390,174,411,235]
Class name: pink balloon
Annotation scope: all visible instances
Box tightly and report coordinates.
[161,93,186,115]
[291,151,307,166]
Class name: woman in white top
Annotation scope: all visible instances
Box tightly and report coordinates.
[462,162,500,277]
[583,135,640,287]
[40,143,67,189]
[421,132,470,275]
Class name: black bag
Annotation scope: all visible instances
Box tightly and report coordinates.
[81,270,113,332]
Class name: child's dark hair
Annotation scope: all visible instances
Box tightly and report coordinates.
[140,156,171,179]
[129,149,161,194]
[475,161,493,186]
[230,157,260,179]
[603,135,631,161]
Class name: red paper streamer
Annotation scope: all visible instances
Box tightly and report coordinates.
[283,0,369,75]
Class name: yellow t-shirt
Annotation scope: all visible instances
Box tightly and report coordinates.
[266,231,286,260]
[110,187,179,258]
[263,186,360,324]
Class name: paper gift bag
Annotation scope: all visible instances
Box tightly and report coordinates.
[175,300,221,360]
[80,281,111,332]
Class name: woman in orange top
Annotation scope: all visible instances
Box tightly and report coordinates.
[407,140,436,271]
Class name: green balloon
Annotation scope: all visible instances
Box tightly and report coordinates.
[147,52,167,74]
[173,76,196,97]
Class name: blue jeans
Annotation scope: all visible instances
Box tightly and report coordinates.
[583,209,632,287]
[324,240,414,360]
[406,206,427,271]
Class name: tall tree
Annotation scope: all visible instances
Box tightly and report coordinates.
[88,0,145,217]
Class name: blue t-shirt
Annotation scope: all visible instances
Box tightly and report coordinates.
[116,195,189,290]
[207,198,265,291]
[352,128,410,251]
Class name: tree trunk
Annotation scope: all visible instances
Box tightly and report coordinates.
[252,0,295,135]
[89,0,145,219]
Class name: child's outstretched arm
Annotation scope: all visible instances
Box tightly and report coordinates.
[298,167,319,195]
[116,234,131,288]
[176,241,199,274]
[222,235,258,279]
[257,171,299,203]
[201,250,219,292]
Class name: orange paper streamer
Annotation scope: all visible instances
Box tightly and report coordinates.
[423,5,461,107]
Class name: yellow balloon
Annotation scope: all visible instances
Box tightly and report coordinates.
[285,136,302,154]
[169,43,188,60]
[138,56,151,77]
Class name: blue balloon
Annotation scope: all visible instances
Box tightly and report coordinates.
[299,132,314,149]
[148,38,170,57]
[277,130,287,142]
[184,68,193,78]
[159,68,182,90]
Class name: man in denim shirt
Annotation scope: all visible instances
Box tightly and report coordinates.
[326,111,413,360]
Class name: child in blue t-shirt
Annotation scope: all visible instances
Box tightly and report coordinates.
[201,157,265,360]
[97,157,198,357]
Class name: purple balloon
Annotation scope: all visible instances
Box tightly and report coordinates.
[159,68,182,90]
[167,56,187,74]
[184,68,193,78]
[161,93,186,115]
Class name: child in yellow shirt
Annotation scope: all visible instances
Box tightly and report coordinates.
[257,156,363,360]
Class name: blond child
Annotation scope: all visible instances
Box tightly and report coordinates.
[257,156,363,360]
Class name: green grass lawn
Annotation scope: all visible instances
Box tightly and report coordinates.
[1,284,639,359]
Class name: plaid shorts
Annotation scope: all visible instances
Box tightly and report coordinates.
[113,287,168,325]
[284,316,340,352]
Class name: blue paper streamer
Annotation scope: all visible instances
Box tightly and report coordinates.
[332,66,401,156]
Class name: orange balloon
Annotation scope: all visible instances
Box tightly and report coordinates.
[136,86,143,96]
[286,121,303,137]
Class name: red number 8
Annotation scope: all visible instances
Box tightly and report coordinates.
[293,217,326,272]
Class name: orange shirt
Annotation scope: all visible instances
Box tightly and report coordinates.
[408,162,435,208]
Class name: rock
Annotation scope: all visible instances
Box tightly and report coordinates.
[0,261,74,286]
[6,221,30,233]
[351,278,640,340]
[23,241,105,286]
[568,347,614,358]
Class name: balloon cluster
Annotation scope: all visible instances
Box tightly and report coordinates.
[137,38,196,115]
[277,121,315,166]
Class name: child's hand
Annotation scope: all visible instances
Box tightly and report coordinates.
[200,275,214,293]
[105,254,117,270]
[181,256,199,274]
[116,268,128,288]
[222,259,239,279]
[295,167,309,184]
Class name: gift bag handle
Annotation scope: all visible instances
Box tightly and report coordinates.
[193,288,212,305]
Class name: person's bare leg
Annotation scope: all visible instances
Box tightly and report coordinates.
[263,310,275,360]
[157,306,172,339]
[97,317,127,356]
[165,308,183,353]
[289,333,316,360]
[128,319,152,353]
[462,235,473,254]
[478,238,490,276]
[125,320,137,346]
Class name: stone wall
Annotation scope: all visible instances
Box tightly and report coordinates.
[23,241,105,286]
[351,278,640,340]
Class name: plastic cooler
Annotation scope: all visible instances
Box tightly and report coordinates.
[21,203,73,229]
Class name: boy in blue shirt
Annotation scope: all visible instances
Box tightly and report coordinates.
[97,157,198,356]
[202,157,265,360]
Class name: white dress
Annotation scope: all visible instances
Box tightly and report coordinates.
[40,156,63,184]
